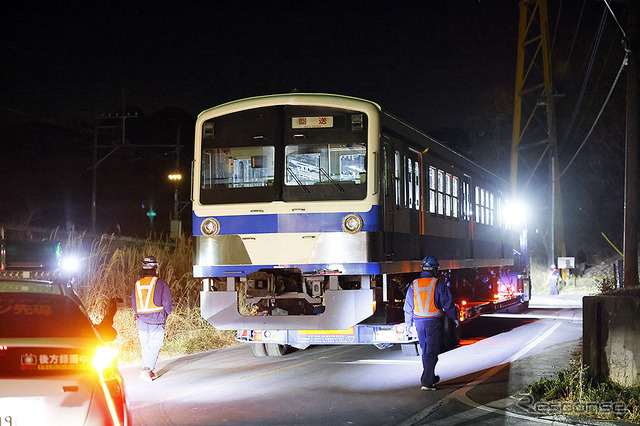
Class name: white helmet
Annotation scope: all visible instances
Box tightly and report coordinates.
[142,256,159,269]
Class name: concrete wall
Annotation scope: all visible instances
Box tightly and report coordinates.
[583,295,640,387]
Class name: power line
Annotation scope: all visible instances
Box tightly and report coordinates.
[603,0,627,39]
[560,9,608,145]
[558,0,587,84]
[550,0,563,55]
[559,52,628,178]
[559,2,631,177]
[560,24,620,159]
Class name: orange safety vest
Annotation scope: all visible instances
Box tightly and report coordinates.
[412,277,442,319]
[135,277,164,314]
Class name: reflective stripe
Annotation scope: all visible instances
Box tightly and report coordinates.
[135,277,164,313]
[412,277,442,318]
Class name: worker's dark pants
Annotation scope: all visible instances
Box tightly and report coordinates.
[416,317,443,387]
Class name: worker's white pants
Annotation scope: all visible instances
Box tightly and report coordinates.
[137,320,165,371]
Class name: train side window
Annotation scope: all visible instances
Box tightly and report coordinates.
[452,176,459,218]
[414,161,420,210]
[461,181,469,221]
[489,192,495,226]
[394,151,401,208]
[437,170,444,216]
[445,173,452,217]
[429,166,436,214]
[475,186,480,223]
[406,156,412,208]
[481,188,487,224]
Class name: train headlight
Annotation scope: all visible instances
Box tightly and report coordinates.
[201,217,220,237]
[342,214,363,234]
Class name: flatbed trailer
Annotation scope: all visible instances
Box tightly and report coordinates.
[238,290,529,357]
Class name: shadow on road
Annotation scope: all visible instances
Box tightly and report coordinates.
[457,316,537,347]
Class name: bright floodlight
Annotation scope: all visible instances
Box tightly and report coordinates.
[168,173,182,181]
[505,200,528,227]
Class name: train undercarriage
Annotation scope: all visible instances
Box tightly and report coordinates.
[202,264,529,357]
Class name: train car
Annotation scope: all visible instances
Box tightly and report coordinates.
[191,93,530,356]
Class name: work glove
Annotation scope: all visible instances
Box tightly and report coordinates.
[405,322,417,339]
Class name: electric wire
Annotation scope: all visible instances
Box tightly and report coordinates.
[558,0,587,84]
[560,24,620,159]
[560,9,608,145]
[559,1,630,177]
[602,0,627,39]
[550,0,563,56]
[559,52,628,178]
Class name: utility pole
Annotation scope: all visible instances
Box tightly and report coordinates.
[174,125,181,221]
[90,103,138,233]
[169,125,183,239]
[623,0,638,287]
[90,89,183,234]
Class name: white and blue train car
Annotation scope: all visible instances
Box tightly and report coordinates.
[192,94,529,355]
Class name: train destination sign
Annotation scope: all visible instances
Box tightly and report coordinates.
[292,116,334,129]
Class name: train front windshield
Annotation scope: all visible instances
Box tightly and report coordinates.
[199,105,368,204]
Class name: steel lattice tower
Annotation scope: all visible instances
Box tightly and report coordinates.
[511,0,566,266]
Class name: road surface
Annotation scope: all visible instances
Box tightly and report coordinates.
[121,294,585,425]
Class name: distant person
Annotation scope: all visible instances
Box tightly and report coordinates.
[404,256,459,391]
[132,255,172,382]
[548,264,560,295]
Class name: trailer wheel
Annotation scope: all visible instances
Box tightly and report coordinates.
[401,343,420,356]
[251,343,268,357]
[265,343,289,357]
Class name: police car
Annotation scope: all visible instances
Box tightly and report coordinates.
[0,276,131,426]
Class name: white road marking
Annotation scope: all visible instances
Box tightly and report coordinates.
[398,320,569,425]
[485,312,582,322]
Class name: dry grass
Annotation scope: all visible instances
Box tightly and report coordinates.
[68,233,236,363]
[528,350,640,423]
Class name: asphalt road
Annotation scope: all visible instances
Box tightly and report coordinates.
[121,295,585,425]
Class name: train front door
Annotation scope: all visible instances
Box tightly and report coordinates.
[388,137,410,260]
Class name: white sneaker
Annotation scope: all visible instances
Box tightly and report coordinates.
[139,369,153,382]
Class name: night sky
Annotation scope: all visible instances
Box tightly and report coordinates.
[0,1,630,259]
[2,2,518,125]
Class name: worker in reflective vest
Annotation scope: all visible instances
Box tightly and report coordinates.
[404,256,458,391]
[132,255,172,382]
